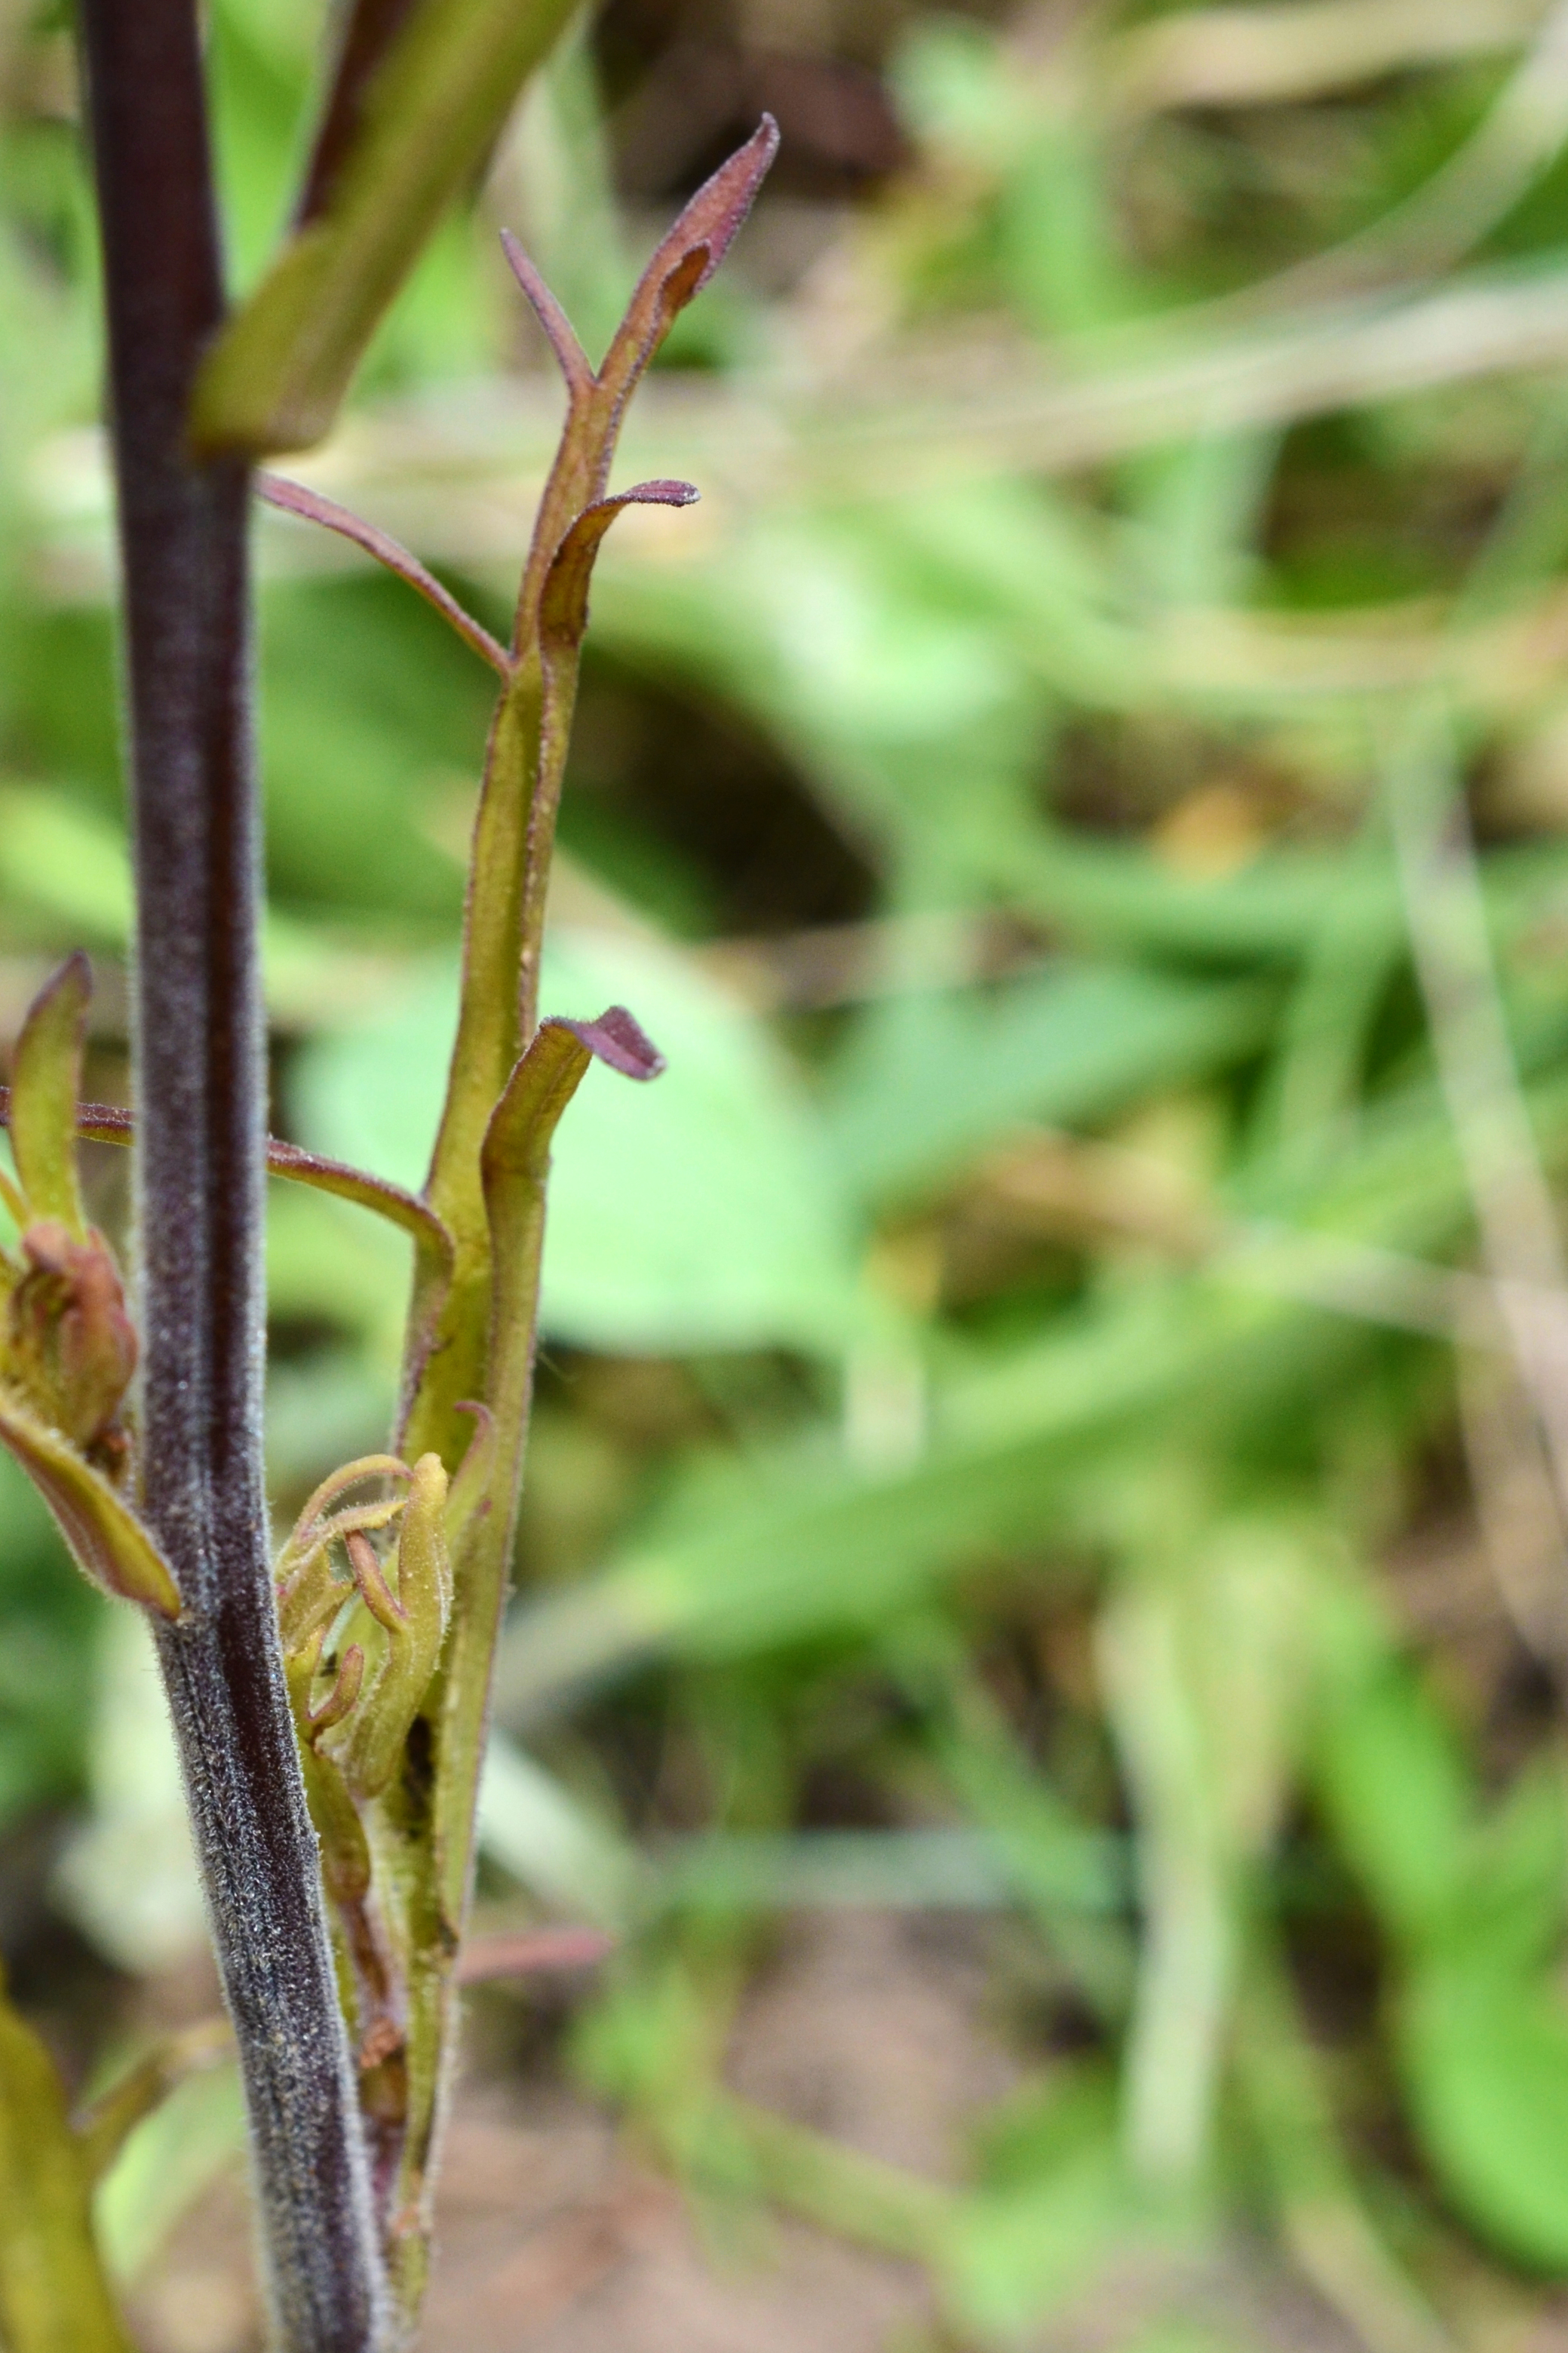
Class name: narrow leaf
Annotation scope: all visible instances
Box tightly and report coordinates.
[192,0,580,452]
[596,116,778,414]
[0,1395,181,1617]
[75,2020,234,2186]
[504,121,777,656]
[295,0,422,224]
[257,475,514,677]
[0,1087,454,1267]
[486,1006,664,1181]
[499,228,593,394]
[8,955,91,1239]
[0,1086,456,1425]
[0,1961,135,2351]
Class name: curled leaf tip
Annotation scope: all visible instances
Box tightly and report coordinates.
[624,478,699,508]
[557,1005,666,1081]
[541,484,701,647]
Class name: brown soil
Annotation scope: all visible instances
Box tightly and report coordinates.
[127,1911,1005,2353]
[122,1909,1458,2353]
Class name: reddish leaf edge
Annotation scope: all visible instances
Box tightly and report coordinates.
[0,1086,456,1272]
[548,1005,666,1082]
[257,473,514,679]
[503,115,779,397]
[539,484,699,647]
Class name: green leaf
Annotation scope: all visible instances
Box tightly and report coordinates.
[1310,1590,1476,1952]
[1453,1756,1568,1980]
[0,1397,181,1620]
[0,791,133,948]
[0,780,411,1024]
[193,0,580,452]
[492,1031,1568,1721]
[943,2081,1141,2341]
[542,929,863,1352]
[93,2062,245,2289]
[8,954,90,1239]
[75,2020,233,2186]
[0,1961,135,2351]
[435,1006,658,1933]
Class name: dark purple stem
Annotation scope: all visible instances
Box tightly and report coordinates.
[75,6,385,2345]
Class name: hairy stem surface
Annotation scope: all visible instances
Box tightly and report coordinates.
[77,5,385,2344]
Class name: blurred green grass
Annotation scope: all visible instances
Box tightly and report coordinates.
[16,0,1568,2337]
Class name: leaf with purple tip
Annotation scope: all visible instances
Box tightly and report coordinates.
[434,1007,662,1930]
[597,117,779,416]
[540,484,700,648]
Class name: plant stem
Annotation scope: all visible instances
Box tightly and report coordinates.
[76,7,385,2345]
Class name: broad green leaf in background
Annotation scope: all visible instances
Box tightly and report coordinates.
[944,2155,1136,2345]
[290,926,866,1354]
[0,1451,97,1831]
[0,1961,133,2352]
[824,963,1276,1204]
[491,1040,1568,1725]
[1312,1572,1568,2272]
[1398,1964,1568,2273]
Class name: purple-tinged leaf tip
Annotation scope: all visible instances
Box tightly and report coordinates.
[483,1012,658,1193]
[634,114,779,316]
[620,478,701,508]
[540,484,700,649]
[597,117,779,413]
[554,1004,665,1080]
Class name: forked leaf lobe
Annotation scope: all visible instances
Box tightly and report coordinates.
[597,115,778,409]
